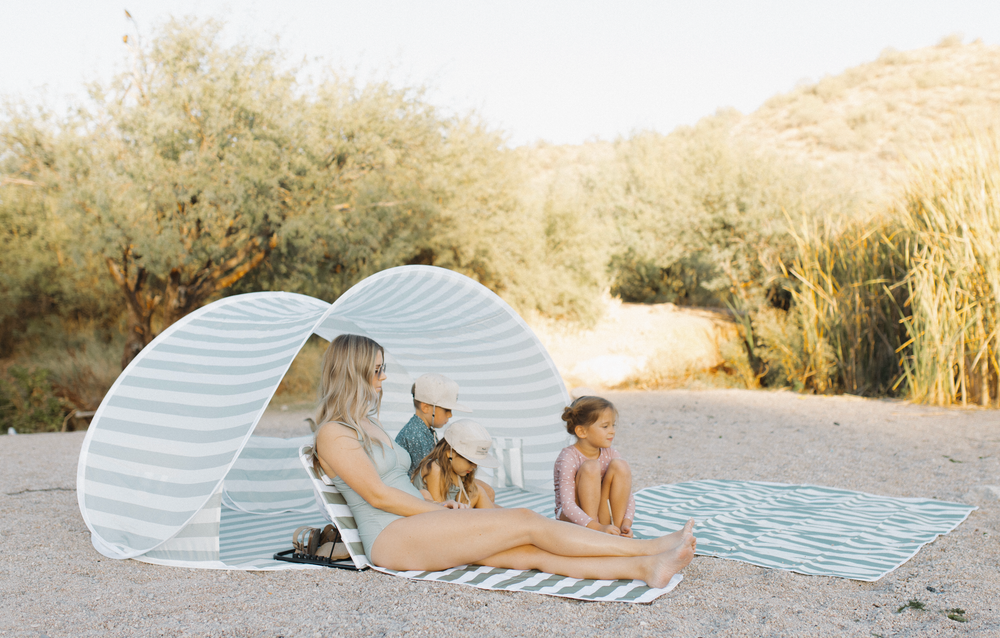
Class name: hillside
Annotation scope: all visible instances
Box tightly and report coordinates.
[520,39,1000,206]
[733,38,1000,203]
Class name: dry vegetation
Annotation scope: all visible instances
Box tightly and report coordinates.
[5,30,1000,431]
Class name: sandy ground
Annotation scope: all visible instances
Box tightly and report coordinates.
[530,301,737,388]
[2,389,999,637]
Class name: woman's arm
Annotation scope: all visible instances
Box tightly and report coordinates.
[315,422,445,516]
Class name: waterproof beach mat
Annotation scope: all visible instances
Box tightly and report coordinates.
[374,565,681,603]
[631,480,976,581]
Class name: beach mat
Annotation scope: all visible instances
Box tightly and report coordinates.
[373,565,680,603]
[631,480,976,581]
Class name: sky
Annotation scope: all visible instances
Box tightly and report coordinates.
[2,1,1000,146]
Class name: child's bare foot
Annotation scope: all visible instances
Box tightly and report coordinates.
[642,528,696,589]
[651,518,695,554]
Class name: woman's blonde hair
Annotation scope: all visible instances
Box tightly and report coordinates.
[314,334,386,454]
[412,438,479,505]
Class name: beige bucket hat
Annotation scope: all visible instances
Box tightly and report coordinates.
[412,373,471,412]
[443,419,499,468]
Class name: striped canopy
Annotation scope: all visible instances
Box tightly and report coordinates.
[76,266,570,568]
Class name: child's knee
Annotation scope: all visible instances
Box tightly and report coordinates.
[607,458,631,478]
[577,460,601,479]
[475,479,495,501]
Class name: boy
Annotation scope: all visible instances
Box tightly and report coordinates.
[395,373,471,477]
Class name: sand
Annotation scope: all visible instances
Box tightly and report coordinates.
[2,389,998,637]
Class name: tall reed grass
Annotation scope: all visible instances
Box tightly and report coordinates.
[893,132,1000,406]
[770,212,907,395]
[758,129,1000,406]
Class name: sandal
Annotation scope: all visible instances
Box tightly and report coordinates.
[315,524,350,560]
[292,526,320,556]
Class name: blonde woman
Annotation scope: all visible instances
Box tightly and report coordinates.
[312,334,696,588]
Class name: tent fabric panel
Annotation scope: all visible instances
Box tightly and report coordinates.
[314,266,569,492]
[219,506,326,569]
[222,435,317,515]
[77,292,331,557]
[135,489,223,564]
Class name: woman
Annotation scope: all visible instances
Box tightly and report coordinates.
[313,334,695,588]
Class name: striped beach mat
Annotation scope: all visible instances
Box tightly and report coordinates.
[298,446,681,602]
[374,565,680,603]
[632,480,976,581]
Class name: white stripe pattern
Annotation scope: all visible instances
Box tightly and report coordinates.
[632,480,976,581]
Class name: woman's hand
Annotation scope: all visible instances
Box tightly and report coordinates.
[442,500,470,509]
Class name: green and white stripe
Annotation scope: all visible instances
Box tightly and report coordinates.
[78,292,330,560]
[77,266,571,567]
[313,267,571,489]
[374,565,681,603]
[632,480,976,581]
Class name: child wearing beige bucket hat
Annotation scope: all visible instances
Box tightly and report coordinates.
[411,419,500,508]
[394,373,472,477]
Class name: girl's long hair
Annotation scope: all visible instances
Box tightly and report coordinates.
[314,334,386,454]
[412,438,479,505]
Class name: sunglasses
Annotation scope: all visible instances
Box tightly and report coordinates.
[374,363,386,376]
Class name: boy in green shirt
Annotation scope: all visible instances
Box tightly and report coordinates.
[395,373,470,477]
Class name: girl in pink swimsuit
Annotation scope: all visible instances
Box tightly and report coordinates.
[553,396,636,537]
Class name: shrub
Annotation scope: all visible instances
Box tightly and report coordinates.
[0,366,68,433]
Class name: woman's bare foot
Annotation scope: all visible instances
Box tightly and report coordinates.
[650,518,695,554]
[642,526,696,589]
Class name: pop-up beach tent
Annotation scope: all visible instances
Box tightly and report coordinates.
[77,265,571,570]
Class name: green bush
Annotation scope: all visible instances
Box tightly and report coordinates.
[0,366,68,433]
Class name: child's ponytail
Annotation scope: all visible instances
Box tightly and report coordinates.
[562,396,617,435]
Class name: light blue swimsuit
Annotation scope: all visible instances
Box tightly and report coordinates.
[327,425,424,559]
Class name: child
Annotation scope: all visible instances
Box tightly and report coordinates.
[412,419,499,508]
[395,373,471,477]
[553,396,635,536]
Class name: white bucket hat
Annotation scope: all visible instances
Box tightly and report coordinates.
[443,419,499,468]
[413,373,471,412]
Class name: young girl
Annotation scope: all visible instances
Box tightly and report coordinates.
[554,396,636,537]
[411,419,499,508]
[313,334,694,588]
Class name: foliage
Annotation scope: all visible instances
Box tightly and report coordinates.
[894,131,1000,406]
[603,110,822,311]
[0,366,68,433]
[0,103,121,360]
[757,212,908,394]
[6,30,1000,411]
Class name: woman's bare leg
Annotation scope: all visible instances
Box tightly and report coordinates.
[479,534,696,589]
[598,459,632,528]
[371,507,695,571]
